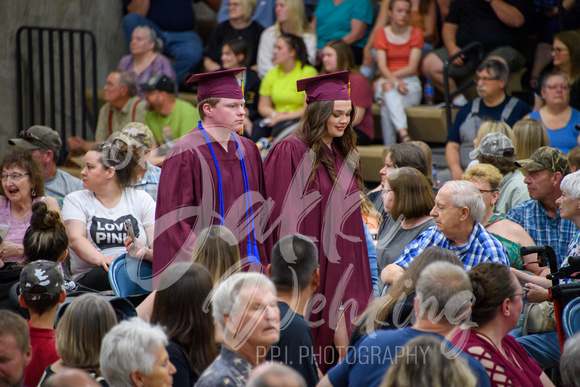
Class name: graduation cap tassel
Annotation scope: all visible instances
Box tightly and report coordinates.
[239,71,245,135]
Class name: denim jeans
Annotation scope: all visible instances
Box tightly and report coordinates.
[510,327,561,369]
[123,13,203,83]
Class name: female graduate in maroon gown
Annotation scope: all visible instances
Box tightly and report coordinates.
[263,71,373,372]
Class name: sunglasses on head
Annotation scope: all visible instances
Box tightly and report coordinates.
[19,131,51,150]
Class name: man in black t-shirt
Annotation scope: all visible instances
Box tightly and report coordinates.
[421,0,534,102]
[266,234,320,386]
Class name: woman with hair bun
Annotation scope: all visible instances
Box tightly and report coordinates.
[62,139,156,291]
[452,263,553,387]
[0,200,69,311]
[23,201,68,265]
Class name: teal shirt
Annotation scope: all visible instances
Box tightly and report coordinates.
[314,0,373,49]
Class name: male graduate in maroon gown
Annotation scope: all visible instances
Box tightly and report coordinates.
[263,72,373,372]
[153,68,271,280]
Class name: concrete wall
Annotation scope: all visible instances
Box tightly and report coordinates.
[0,0,215,155]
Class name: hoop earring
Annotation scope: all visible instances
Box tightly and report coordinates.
[31,188,36,197]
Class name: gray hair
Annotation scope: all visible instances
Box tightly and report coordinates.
[416,262,473,325]
[443,180,485,224]
[212,272,276,327]
[477,58,509,83]
[247,362,307,387]
[117,71,138,97]
[560,170,580,199]
[541,71,572,90]
[134,25,163,52]
[100,318,168,387]
[561,332,580,387]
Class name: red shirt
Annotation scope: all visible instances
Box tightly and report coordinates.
[374,27,424,74]
[25,321,60,387]
[452,329,543,387]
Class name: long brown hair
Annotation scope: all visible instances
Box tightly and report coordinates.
[297,100,364,192]
[322,39,359,74]
[357,246,461,335]
[192,225,241,285]
[150,262,218,375]
[555,30,580,83]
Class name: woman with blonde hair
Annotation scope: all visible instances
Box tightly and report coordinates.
[463,164,541,273]
[40,293,117,386]
[191,225,241,284]
[467,120,514,169]
[257,0,317,78]
[352,246,461,345]
[203,0,264,72]
[474,121,514,149]
[512,118,550,160]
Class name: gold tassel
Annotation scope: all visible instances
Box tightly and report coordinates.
[239,70,245,135]
[348,80,351,96]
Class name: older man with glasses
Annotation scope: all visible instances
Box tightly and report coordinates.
[444,58,531,180]
[382,180,509,286]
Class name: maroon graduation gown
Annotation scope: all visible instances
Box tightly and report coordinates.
[263,135,373,372]
[153,126,272,280]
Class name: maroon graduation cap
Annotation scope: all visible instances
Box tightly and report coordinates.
[187,68,245,102]
[296,71,350,103]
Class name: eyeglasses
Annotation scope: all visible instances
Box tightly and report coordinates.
[479,189,498,194]
[20,131,51,150]
[475,76,498,83]
[512,287,528,300]
[1,172,30,182]
[227,2,242,6]
[382,189,393,194]
[552,47,568,54]
[545,84,570,91]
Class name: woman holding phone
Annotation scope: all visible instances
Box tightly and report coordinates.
[62,139,156,290]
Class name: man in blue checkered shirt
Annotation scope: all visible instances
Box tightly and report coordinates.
[382,180,509,285]
[507,146,577,267]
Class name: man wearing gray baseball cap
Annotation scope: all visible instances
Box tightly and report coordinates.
[469,131,529,216]
[9,126,82,206]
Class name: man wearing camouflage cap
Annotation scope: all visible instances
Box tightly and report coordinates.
[470,132,529,216]
[120,122,161,201]
[506,146,576,265]
[9,125,83,206]
[18,260,66,387]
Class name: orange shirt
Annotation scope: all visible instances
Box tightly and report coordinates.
[374,26,424,75]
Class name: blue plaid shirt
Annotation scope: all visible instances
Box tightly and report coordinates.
[395,223,509,270]
[506,199,577,266]
[132,161,161,202]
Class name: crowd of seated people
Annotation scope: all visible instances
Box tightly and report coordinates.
[6,2,580,387]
